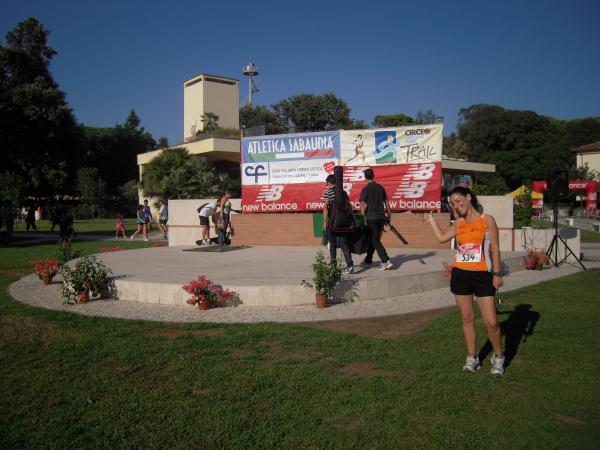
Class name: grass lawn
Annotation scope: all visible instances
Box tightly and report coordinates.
[1,242,599,448]
[532,220,600,243]
[13,219,139,236]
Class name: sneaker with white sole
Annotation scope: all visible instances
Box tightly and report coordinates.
[129,236,134,241]
[462,355,481,372]
[378,260,393,271]
[345,266,354,274]
[490,353,505,375]
[143,238,150,242]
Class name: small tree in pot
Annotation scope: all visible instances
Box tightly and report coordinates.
[302,251,343,308]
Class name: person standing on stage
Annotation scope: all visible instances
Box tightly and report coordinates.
[424,186,505,375]
[322,174,354,274]
[359,168,393,270]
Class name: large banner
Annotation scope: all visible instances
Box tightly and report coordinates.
[242,131,339,163]
[241,126,443,213]
[241,163,442,213]
[340,124,443,166]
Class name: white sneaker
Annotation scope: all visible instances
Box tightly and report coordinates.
[378,260,393,271]
[129,236,134,241]
[462,355,481,372]
[490,353,505,375]
[345,266,354,274]
[143,238,150,242]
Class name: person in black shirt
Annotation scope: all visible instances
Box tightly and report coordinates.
[359,168,393,270]
[322,175,355,274]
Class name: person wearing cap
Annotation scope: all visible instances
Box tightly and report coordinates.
[359,168,393,270]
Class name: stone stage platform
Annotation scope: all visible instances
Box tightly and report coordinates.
[97,245,527,307]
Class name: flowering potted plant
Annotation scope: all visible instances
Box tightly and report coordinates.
[61,256,112,303]
[30,259,61,285]
[302,250,343,308]
[525,248,550,270]
[183,275,238,310]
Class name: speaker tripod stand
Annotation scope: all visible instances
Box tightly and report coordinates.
[545,205,586,270]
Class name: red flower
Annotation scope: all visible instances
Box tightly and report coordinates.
[182,275,238,309]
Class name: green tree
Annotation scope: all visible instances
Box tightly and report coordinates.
[456,104,582,190]
[141,147,227,199]
[200,112,219,132]
[239,104,287,135]
[471,173,509,195]
[119,179,139,202]
[0,171,27,204]
[443,133,469,159]
[156,136,169,149]
[83,110,155,196]
[373,113,413,127]
[414,109,443,124]
[272,93,365,133]
[0,17,83,198]
[76,167,106,216]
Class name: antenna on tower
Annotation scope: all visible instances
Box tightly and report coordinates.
[242,58,260,105]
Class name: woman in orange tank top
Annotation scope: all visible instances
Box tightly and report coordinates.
[425,187,506,375]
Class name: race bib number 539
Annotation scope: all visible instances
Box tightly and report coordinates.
[456,244,482,263]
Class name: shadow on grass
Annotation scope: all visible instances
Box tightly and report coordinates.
[478,304,540,367]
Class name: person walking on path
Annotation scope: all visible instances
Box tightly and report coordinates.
[129,205,145,241]
[359,168,393,270]
[115,213,127,239]
[157,199,168,239]
[25,203,38,232]
[322,175,354,273]
[424,186,506,375]
[140,199,153,242]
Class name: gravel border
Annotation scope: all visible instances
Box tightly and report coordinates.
[8,262,597,324]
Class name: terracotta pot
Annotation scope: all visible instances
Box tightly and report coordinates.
[42,276,52,285]
[315,293,327,309]
[198,301,210,310]
[77,292,90,303]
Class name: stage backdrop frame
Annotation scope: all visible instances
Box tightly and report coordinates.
[241,125,443,213]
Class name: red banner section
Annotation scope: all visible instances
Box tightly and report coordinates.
[532,179,598,209]
[242,163,442,213]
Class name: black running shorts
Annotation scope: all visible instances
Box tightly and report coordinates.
[199,216,209,226]
[450,267,496,297]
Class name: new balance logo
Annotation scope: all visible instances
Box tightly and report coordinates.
[343,167,366,182]
[393,164,435,199]
[256,185,284,202]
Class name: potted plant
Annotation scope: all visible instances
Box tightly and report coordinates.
[525,248,550,270]
[30,259,61,285]
[183,275,238,310]
[61,256,112,303]
[302,250,343,308]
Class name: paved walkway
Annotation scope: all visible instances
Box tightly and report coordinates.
[9,261,598,324]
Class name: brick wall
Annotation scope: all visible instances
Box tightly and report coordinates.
[231,213,452,248]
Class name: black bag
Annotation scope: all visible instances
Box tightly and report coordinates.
[329,166,356,233]
[197,203,209,214]
[348,225,370,255]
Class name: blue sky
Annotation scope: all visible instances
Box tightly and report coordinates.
[2,0,599,146]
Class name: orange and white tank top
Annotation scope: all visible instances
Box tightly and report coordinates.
[454,214,491,272]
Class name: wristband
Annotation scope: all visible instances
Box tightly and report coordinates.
[492,271,503,277]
